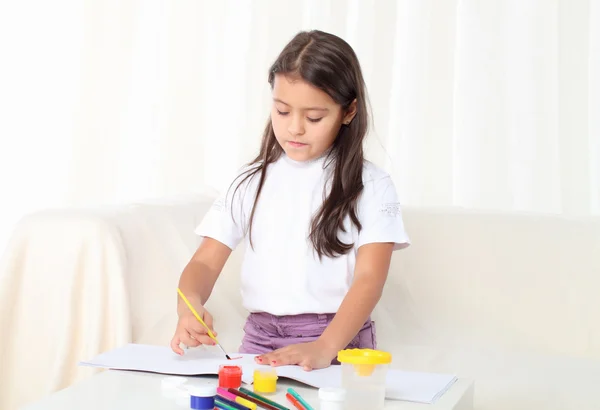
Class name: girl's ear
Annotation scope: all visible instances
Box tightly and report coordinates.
[342,99,358,125]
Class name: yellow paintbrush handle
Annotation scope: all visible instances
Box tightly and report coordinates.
[177,288,217,340]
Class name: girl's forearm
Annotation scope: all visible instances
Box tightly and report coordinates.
[176,238,233,316]
[177,259,219,316]
[318,276,383,355]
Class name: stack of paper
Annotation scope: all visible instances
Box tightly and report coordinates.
[79,344,457,404]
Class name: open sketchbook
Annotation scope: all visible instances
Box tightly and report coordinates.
[79,344,457,404]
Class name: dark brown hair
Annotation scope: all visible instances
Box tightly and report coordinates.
[231,30,369,259]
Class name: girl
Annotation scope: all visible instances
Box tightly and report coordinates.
[171,30,410,371]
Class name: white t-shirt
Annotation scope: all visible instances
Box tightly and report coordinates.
[195,152,410,315]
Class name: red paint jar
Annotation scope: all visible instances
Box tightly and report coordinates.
[218,365,242,389]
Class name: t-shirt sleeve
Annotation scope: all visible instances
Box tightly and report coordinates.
[194,175,247,250]
[356,176,410,250]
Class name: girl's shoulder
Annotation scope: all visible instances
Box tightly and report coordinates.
[361,160,393,185]
[229,161,263,186]
[357,161,403,222]
[219,161,263,205]
[358,160,400,205]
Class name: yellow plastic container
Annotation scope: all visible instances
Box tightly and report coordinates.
[253,368,278,394]
[337,349,391,410]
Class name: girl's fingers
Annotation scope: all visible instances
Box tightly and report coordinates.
[188,319,217,338]
[299,359,313,372]
[257,347,296,366]
[256,353,272,364]
[189,329,216,346]
[179,332,201,348]
[202,311,215,330]
[270,350,300,367]
[170,336,184,355]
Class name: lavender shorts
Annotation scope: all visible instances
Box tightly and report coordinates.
[239,312,376,363]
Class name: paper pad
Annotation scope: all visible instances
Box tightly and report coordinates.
[79,344,457,404]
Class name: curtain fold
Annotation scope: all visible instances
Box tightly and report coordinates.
[1,0,599,255]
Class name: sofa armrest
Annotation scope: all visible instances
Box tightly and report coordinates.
[0,193,220,410]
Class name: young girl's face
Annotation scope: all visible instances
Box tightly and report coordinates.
[271,74,355,162]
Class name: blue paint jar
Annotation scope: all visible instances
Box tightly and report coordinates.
[188,384,217,410]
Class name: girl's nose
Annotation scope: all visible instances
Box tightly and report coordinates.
[287,115,305,136]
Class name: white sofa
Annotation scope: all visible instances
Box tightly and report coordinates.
[1,191,600,410]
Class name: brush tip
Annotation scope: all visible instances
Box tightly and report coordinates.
[226,354,231,360]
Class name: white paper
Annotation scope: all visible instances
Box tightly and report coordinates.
[79,344,457,403]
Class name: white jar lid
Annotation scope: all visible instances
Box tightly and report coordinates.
[319,387,347,401]
[161,376,188,390]
[175,386,192,407]
[187,383,217,397]
[174,385,191,399]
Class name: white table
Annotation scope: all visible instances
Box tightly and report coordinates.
[22,369,474,410]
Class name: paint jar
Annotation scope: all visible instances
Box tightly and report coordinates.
[218,365,242,389]
[187,384,217,410]
[318,387,346,410]
[337,348,391,410]
[253,368,278,395]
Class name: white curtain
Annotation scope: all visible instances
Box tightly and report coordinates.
[1,0,599,254]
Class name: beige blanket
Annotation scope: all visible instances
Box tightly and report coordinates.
[0,210,132,410]
[0,195,215,410]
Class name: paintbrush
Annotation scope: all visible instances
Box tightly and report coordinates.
[177,287,231,360]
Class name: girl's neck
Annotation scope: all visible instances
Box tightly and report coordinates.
[282,147,334,168]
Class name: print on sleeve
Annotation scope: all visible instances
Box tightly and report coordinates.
[379,202,402,217]
[212,197,227,212]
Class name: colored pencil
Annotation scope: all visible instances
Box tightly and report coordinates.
[216,395,251,410]
[215,398,241,410]
[218,387,239,401]
[227,388,287,410]
[286,388,314,410]
[285,393,306,410]
[237,387,289,410]
[235,396,258,410]
[218,389,257,410]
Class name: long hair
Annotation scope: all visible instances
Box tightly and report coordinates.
[231,30,369,259]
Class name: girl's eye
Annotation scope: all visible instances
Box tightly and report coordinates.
[275,108,321,123]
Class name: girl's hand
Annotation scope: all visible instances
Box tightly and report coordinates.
[254,340,338,371]
[170,306,217,355]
